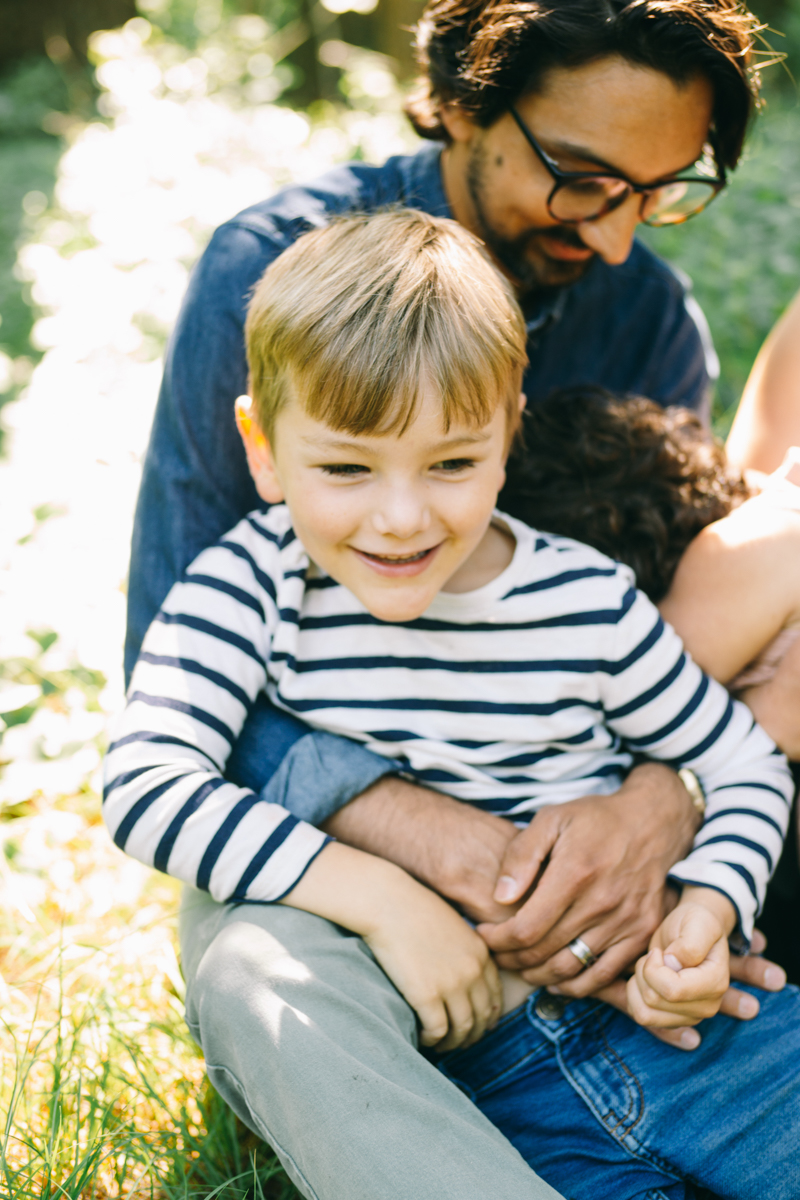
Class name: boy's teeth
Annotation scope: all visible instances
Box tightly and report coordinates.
[373,549,428,562]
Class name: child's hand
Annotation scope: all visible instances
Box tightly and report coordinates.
[365,885,503,1051]
[625,887,734,1029]
[282,842,502,1052]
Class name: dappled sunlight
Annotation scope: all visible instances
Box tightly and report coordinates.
[0,15,415,1193]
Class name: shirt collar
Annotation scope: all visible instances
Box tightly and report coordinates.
[399,143,453,217]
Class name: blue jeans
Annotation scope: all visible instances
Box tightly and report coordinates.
[434,984,800,1200]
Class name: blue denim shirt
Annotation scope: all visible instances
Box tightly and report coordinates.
[126,144,715,823]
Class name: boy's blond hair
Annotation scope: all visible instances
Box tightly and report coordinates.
[245,208,527,445]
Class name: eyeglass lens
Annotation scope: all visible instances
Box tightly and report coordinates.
[550,176,718,226]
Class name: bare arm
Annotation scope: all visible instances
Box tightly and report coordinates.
[658,500,800,684]
[726,289,800,474]
[739,634,800,760]
[323,775,519,924]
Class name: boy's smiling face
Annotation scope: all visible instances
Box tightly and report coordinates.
[237,384,517,623]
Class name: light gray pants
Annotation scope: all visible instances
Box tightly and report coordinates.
[180,886,563,1200]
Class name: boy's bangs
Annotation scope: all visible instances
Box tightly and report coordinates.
[296,326,511,438]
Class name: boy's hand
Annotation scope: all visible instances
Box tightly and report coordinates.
[364,891,503,1051]
[282,841,502,1052]
[625,888,735,1029]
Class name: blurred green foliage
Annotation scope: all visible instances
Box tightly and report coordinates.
[640,92,800,433]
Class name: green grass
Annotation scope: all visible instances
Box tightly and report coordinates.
[639,92,800,434]
[0,790,303,1199]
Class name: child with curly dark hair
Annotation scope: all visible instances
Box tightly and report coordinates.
[505,386,800,762]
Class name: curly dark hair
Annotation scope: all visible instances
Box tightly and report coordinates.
[502,386,751,601]
[406,0,767,172]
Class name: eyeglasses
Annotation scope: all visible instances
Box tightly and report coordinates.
[509,106,726,228]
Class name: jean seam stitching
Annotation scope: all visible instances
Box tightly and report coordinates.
[557,1012,687,1185]
[593,1010,645,1137]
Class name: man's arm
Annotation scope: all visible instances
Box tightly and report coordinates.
[325,763,698,960]
[326,765,788,1036]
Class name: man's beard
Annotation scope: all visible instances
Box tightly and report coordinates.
[466,141,596,301]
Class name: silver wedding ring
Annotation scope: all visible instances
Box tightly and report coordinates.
[567,936,597,970]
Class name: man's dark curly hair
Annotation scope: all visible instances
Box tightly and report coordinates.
[502,386,751,601]
[406,0,768,173]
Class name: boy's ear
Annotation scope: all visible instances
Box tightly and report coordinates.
[235,396,284,504]
[518,392,527,414]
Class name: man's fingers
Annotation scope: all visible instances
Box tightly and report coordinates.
[728,951,786,992]
[719,986,760,1020]
[648,1024,703,1050]
[493,813,558,905]
[479,875,596,956]
[545,936,644,998]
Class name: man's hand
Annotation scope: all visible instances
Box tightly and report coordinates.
[322,775,520,923]
[477,763,698,992]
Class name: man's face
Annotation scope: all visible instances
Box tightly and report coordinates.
[441,55,714,298]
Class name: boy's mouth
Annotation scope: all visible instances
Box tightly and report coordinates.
[352,544,441,577]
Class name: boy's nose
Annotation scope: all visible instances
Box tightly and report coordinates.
[371,486,431,539]
[576,194,641,265]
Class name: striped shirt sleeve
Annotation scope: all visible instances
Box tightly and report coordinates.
[601,582,793,940]
[103,519,330,904]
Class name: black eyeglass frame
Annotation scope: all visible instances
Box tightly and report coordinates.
[508,106,727,227]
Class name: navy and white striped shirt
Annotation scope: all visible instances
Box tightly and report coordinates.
[104,507,793,936]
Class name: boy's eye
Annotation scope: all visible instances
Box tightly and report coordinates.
[320,463,369,477]
[432,458,476,473]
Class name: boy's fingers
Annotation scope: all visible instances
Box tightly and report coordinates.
[626,973,705,1029]
[417,998,450,1048]
[484,959,504,1022]
[468,976,492,1026]
[638,949,727,1013]
[437,992,476,1052]
[662,923,718,971]
[596,979,702,1050]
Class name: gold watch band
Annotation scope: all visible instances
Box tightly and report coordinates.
[678,767,706,818]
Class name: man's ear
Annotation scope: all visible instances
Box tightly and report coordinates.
[235,396,284,504]
[518,391,527,415]
[439,101,479,144]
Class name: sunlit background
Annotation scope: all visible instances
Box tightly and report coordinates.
[0,0,799,1192]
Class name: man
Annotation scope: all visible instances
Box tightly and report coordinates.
[127,1,785,1196]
